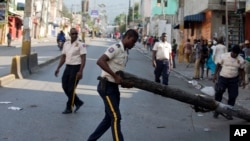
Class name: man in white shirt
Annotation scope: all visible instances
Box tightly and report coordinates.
[55,28,87,114]
[212,36,227,64]
[152,33,172,85]
[213,45,245,120]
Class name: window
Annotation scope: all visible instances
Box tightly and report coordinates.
[17,2,24,11]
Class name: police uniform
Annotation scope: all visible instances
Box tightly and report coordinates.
[152,40,172,85]
[215,52,245,106]
[61,40,87,111]
[88,42,127,141]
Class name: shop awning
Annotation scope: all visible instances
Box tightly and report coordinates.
[173,22,190,29]
[184,13,205,22]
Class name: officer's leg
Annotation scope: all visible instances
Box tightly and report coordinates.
[65,66,80,109]
[214,76,227,118]
[214,76,227,102]
[162,60,170,85]
[105,83,123,141]
[88,83,112,141]
[227,77,239,106]
[154,60,163,83]
[62,67,71,109]
[88,110,111,141]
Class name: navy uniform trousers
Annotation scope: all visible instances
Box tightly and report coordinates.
[62,65,83,110]
[88,81,124,141]
[214,76,239,106]
[154,59,170,85]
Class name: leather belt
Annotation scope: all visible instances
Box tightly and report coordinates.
[157,59,169,61]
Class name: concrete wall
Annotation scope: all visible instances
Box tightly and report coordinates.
[184,0,209,16]
[210,10,226,39]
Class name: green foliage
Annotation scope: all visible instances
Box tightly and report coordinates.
[61,4,72,21]
[119,24,126,33]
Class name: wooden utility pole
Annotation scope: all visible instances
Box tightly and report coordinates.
[225,1,229,50]
[21,0,33,55]
[115,71,250,121]
[178,0,184,63]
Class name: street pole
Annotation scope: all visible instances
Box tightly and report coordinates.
[178,0,184,63]
[82,0,86,42]
[225,0,229,50]
[21,0,33,55]
[162,0,165,19]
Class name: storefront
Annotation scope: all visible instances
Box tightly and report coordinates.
[8,14,22,40]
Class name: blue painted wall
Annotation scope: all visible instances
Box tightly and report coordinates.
[152,0,178,15]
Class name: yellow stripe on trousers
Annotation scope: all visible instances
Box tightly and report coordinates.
[106,96,119,141]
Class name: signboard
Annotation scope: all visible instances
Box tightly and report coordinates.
[0,3,6,23]
[91,10,99,17]
[246,0,250,12]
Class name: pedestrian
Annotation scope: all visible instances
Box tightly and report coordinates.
[54,28,87,114]
[152,33,172,85]
[200,39,209,80]
[87,29,138,141]
[172,38,178,68]
[183,39,193,67]
[213,45,246,120]
[212,36,227,65]
[206,38,216,79]
[148,36,154,51]
[142,35,148,49]
[244,40,250,84]
[7,32,11,47]
[193,39,202,79]
[153,36,159,46]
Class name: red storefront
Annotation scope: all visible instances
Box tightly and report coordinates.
[8,15,22,40]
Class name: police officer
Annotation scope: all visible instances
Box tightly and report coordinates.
[213,45,245,120]
[152,33,172,85]
[87,29,138,141]
[55,28,87,114]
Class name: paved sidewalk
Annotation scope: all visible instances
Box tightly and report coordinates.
[0,36,60,77]
[134,42,250,109]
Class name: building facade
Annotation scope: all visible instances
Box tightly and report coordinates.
[180,0,247,48]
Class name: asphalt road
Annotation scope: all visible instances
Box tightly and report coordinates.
[0,39,249,141]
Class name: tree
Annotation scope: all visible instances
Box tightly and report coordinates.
[61,4,73,21]
[114,13,127,33]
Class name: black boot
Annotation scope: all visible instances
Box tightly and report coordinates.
[62,108,72,114]
[74,101,84,113]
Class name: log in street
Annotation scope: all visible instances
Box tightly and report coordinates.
[116,71,250,121]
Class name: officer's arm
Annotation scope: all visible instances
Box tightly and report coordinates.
[79,54,86,73]
[97,54,117,80]
[152,43,157,67]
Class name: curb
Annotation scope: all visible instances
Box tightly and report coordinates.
[0,55,61,87]
[0,74,15,87]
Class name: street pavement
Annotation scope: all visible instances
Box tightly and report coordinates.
[1,37,250,110]
[134,42,250,109]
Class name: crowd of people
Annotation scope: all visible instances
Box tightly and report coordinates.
[180,37,250,120]
[143,34,249,120]
[181,37,250,83]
